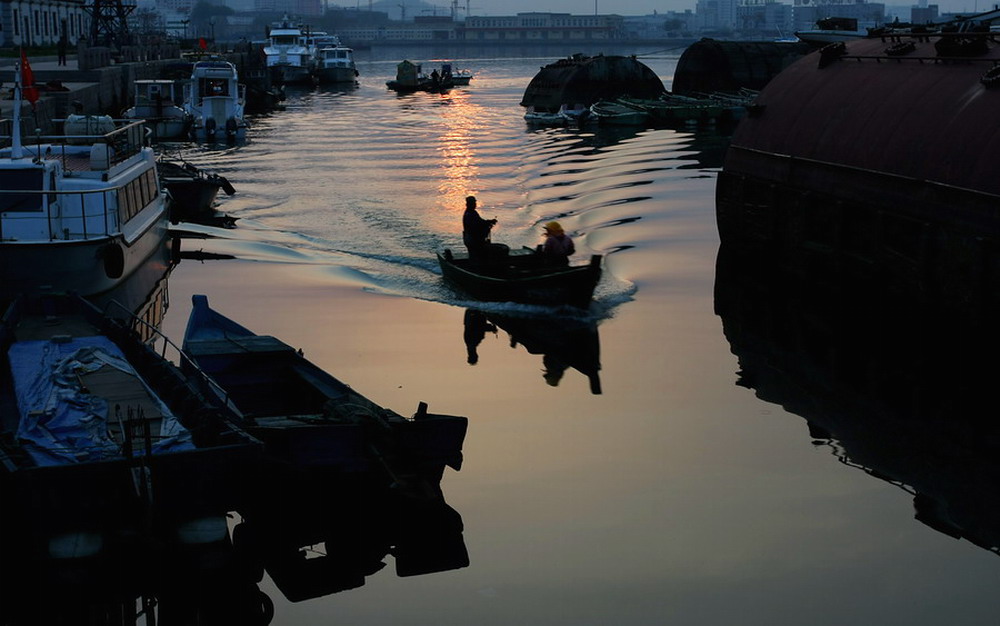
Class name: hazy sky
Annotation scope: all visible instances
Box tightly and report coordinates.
[366,0,996,18]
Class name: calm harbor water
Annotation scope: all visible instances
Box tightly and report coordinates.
[11,46,1000,624]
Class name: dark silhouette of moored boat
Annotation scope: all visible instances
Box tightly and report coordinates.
[181,295,467,489]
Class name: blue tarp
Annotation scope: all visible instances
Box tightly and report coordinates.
[7,335,195,467]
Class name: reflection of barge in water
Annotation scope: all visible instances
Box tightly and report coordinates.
[714,246,1000,556]
[716,29,1000,309]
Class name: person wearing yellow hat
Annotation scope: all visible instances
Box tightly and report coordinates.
[541,221,575,265]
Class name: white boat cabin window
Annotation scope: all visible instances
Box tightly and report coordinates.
[117,169,159,224]
[0,169,44,212]
[201,78,230,97]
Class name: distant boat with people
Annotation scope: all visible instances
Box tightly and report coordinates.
[438,245,603,309]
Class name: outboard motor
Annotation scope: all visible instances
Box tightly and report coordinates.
[226,117,238,138]
[205,117,217,140]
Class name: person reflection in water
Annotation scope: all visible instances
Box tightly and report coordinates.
[463,309,496,365]
[462,195,496,264]
[542,353,569,386]
[540,221,574,265]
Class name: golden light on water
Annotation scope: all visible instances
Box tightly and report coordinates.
[433,89,486,233]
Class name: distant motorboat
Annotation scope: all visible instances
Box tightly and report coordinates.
[182,58,248,142]
[122,79,192,141]
[264,15,313,85]
[312,36,359,84]
[441,63,473,85]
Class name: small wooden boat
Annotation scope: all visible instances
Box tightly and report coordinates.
[0,293,263,559]
[589,100,650,126]
[181,295,467,486]
[438,245,602,309]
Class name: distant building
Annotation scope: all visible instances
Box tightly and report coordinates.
[911,3,939,22]
[623,11,696,38]
[736,1,794,37]
[792,0,887,30]
[253,0,321,17]
[0,0,89,46]
[463,12,625,41]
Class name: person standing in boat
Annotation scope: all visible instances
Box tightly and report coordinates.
[541,221,574,265]
[462,195,496,263]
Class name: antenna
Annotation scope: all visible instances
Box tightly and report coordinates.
[84,0,136,48]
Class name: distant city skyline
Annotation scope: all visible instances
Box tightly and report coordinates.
[341,0,998,20]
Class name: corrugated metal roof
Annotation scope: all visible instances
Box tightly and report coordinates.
[520,54,664,109]
[727,36,1000,197]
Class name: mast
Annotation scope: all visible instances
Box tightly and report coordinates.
[11,61,23,160]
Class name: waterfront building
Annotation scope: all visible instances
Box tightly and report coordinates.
[0,0,89,47]
[463,12,625,41]
[791,0,886,31]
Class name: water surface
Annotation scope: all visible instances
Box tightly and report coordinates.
[94,47,1000,624]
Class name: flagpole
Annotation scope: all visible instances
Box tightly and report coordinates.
[11,59,23,160]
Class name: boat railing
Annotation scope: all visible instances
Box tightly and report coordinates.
[0,186,122,241]
[100,298,244,419]
[0,177,163,242]
[8,119,149,168]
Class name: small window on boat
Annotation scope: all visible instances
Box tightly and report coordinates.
[0,169,43,212]
[143,169,159,203]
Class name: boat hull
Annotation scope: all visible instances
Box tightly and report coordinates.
[315,67,357,83]
[182,295,468,482]
[0,217,169,300]
[438,247,602,309]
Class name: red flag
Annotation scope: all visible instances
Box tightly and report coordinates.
[198,37,207,51]
[20,49,39,106]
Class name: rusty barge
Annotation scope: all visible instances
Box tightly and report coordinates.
[716,30,1000,308]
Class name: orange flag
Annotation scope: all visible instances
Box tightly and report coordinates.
[20,49,39,106]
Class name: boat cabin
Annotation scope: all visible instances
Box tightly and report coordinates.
[133,79,183,107]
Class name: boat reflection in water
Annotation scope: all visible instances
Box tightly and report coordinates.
[0,237,468,625]
[714,241,1000,555]
[463,309,602,395]
[232,487,467,604]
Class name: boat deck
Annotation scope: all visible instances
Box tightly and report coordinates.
[9,310,169,443]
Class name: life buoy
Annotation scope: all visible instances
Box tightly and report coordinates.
[100,243,125,278]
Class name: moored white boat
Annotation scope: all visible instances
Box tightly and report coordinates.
[312,38,359,84]
[122,79,192,141]
[0,63,170,301]
[182,58,248,142]
[263,15,313,85]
